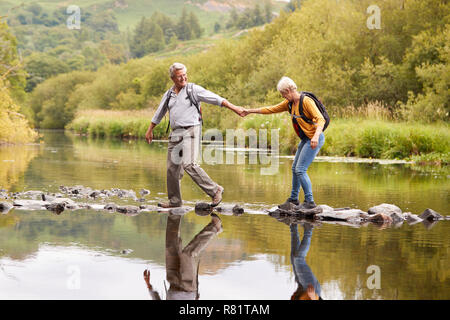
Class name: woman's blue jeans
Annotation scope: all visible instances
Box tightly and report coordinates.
[289,133,325,203]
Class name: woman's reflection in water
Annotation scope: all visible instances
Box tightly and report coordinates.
[143,210,223,300]
[290,222,322,300]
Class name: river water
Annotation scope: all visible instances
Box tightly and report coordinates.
[0,131,448,300]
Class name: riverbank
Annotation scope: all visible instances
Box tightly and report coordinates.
[66,109,449,165]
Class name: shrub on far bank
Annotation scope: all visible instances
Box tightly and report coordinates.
[0,80,37,144]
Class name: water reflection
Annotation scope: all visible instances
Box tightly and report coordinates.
[144,210,223,300]
[289,223,322,300]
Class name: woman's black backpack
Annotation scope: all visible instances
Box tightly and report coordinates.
[288,92,330,139]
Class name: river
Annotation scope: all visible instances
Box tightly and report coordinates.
[0,130,448,299]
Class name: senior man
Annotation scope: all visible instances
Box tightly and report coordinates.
[145,62,244,208]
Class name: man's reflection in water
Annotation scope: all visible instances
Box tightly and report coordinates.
[290,222,322,300]
[143,210,223,300]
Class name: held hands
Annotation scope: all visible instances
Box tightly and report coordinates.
[241,108,250,117]
[234,107,251,117]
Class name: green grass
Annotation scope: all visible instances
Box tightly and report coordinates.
[238,115,450,163]
[66,109,169,139]
[320,119,449,162]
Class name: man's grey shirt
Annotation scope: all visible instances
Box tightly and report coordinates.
[151,83,225,129]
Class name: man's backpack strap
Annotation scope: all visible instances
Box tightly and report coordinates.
[186,83,202,122]
[164,88,173,134]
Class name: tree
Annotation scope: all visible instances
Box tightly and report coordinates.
[252,4,265,27]
[176,8,193,41]
[0,79,37,143]
[226,9,238,29]
[189,11,203,38]
[237,8,252,29]
[26,3,42,16]
[264,0,274,23]
[81,46,108,71]
[151,11,176,44]
[214,22,221,33]
[99,40,127,64]
[286,0,302,12]
[0,18,26,98]
[30,71,95,128]
[24,52,71,92]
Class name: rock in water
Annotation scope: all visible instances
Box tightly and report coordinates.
[13,199,48,209]
[116,205,140,214]
[215,204,244,215]
[419,209,443,221]
[317,205,334,212]
[0,202,13,213]
[195,202,212,216]
[45,203,65,214]
[368,203,402,216]
[403,212,423,225]
[104,203,118,211]
[316,209,368,222]
[139,204,159,212]
[368,213,393,224]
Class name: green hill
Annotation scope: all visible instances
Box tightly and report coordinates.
[0,0,286,32]
[1,0,286,93]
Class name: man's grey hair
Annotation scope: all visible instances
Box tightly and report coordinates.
[169,62,187,78]
[277,76,297,93]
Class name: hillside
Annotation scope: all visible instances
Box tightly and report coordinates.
[0,0,287,31]
[0,0,287,94]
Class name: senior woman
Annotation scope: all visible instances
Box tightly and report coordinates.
[243,77,326,210]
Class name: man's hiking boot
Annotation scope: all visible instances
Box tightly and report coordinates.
[211,186,224,207]
[278,198,299,211]
[158,202,182,209]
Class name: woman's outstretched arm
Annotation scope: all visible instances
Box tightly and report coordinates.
[243,100,289,116]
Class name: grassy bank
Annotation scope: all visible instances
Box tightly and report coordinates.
[67,109,449,164]
[66,109,168,140]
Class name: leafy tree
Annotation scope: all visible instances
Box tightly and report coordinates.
[81,46,108,71]
[214,22,221,33]
[189,11,203,38]
[0,18,26,99]
[252,4,265,27]
[226,9,239,29]
[151,11,176,44]
[30,71,95,128]
[286,0,302,12]
[0,19,36,143]
[0,79,37,143]
[26,3,42,16]
[130,17,166,58]
[24,52,71,92]
[99,40,127,64]
[176,8,193,41]
[264,0,274,23]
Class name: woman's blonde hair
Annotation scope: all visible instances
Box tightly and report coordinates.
[277,76,297,93]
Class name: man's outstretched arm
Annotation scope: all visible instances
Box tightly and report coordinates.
[221,99,245,117]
